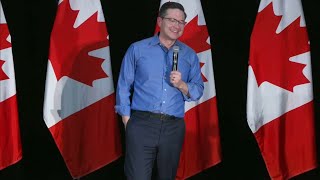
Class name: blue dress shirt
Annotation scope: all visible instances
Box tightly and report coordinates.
[115,35,204,118]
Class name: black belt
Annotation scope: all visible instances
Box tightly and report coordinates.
[132,110,177,120]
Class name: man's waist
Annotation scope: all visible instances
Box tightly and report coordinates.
[131,110,181,120]
[131,103,184,118]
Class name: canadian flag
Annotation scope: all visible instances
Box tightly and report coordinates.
[247,0,317,179]
[43,0,122,178]
[0,1,22,170]
[157,0,222,179]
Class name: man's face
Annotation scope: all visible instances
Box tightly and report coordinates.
[158,9,186,41]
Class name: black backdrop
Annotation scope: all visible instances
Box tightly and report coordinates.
[0,0,319,179]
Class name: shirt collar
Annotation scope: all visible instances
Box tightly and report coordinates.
[149,34,183,51]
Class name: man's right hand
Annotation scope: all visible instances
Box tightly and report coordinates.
[122,116,130,128]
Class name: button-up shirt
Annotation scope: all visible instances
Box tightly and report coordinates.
[115,35,204,118]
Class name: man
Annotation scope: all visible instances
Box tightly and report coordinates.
[115,2,204,180]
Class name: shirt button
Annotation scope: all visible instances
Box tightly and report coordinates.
[164,89,167,91]
[163,101,165,104]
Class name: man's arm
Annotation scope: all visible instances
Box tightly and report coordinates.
[170,53,204,101]
[115,44,136,125]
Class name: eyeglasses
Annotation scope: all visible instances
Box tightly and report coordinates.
[162,17,187,27]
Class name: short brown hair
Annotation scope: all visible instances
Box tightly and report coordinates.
[159,2,187,20]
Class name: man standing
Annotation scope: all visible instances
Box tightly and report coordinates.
[115,2,204,179]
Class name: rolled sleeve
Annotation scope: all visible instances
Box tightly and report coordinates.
[115,105,131,116]
[183,82,204,101]
[183,53,204,101]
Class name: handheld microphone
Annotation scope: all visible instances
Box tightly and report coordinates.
[172,45,179,71]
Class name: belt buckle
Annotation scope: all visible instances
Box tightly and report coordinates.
[161,113,171,120]
[159,113,164,120]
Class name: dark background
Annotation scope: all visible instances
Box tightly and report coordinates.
[0,0,319,179]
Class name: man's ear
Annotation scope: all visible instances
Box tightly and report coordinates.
[157,17,162,27]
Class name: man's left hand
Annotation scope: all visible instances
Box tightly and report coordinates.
[170,71,189,96]
[170,71,182,88]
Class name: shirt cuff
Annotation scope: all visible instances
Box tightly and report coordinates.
[115,105,131,116]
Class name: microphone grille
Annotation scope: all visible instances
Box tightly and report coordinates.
[173,45,179,53]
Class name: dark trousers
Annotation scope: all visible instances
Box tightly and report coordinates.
[124,110,185,180]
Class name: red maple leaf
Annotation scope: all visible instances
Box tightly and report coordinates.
[250,3,310,92]
[200,62,208,82]
[0,60,9,81]
[0,24,11,50]
[49,0,108,86]
[180,16,211,84]
[0,24,11,81]
[179,15,211,53]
